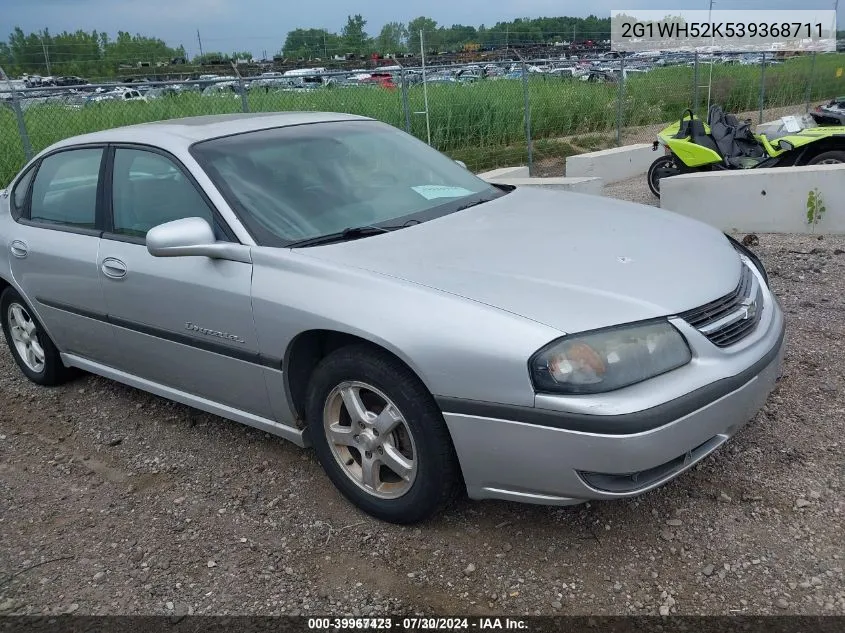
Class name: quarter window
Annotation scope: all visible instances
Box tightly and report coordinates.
[10,166,36,219]
[111,149,216,238]
[29,148,103,228]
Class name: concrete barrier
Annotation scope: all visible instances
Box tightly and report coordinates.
[565,143,655,183]
[478,175,604,196]
[660,163,845,234]
[477,166,530,180]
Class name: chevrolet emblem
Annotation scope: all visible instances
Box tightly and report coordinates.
[739,296,758,320]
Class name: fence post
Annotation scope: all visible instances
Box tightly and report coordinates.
[805,52,817,113]
[0,66,33,161]
[758,52,766,124]
[616,56,626,147]
[420,30,432,146]
[400,67,411,133]
[520,58,534,176]
[230,61,249,113]
[692,52,700,114]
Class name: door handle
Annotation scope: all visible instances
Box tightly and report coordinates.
[101,257,127,279]
[9,240,27,259]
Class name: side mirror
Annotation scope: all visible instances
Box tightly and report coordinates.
[777,140,794,151]
[146,217,251,263]
[454,159,468,169]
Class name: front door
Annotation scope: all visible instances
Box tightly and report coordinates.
[8,146,119,365]
[97,146,272,418]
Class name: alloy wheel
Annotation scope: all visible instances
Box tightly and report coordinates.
[322,381,418,499]
[7,302,46,373]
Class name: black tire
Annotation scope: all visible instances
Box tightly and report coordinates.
[305,344,461,524]
[805,150,845,166]
[0,287,75,386]
[647,155,682,198]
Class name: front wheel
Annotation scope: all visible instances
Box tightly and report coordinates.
[805,150,845,165]
[305,344,461,524]
[647,155,682,198]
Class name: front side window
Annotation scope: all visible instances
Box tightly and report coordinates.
[29,148,103,228]
[111,148,216,238]
[191,120,504,246]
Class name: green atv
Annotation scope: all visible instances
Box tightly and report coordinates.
[647,104,845,198]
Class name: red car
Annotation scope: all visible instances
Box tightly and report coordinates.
[363,73,397,90]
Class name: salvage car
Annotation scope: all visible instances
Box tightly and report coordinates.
[0,112,785,524]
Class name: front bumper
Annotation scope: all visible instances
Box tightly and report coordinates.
[442,299,786,506]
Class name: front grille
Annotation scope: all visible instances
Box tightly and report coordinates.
[680,263,763,348]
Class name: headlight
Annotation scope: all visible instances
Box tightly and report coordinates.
[529,321,692,395]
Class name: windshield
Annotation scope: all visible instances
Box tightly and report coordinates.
[190,120,503,246]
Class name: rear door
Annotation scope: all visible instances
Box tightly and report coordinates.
[8,146,119,365]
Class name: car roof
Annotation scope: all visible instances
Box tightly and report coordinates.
[44,111,375,154]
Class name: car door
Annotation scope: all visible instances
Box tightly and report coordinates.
[98,145,273,418]
[7,146,119,365]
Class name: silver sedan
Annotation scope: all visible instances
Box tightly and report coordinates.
[0,112,785,523]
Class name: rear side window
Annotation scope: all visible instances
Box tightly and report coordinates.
[29,148,103,229]
[10,166,36,220]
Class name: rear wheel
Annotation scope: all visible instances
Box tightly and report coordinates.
[305,344,461,524]
[647,155,682,198]
[0,287,75,386]
[806,150,845,165]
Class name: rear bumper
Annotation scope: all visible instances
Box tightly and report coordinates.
[442,305,786,506]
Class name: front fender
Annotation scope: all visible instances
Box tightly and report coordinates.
[249,247,562,410]
[665,138,722,168]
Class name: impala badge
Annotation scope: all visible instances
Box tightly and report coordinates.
[185,322,246,344]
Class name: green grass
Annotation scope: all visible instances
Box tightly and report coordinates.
[3,53,845,186]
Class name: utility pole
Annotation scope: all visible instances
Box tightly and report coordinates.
[705,0,715,113]
[40,35,52,75]
[197,29,204,58]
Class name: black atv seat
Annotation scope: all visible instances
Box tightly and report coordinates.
[674,109,722,156]
[707,105,766,162]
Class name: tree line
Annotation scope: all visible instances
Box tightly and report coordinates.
[0,27,187,78]
[283,15,612,59]
[0,14,612,78]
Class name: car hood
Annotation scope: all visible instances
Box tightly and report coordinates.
[297,187,742,334]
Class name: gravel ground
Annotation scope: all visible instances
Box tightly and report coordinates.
[1,178,843,618]
[603,176,660,207]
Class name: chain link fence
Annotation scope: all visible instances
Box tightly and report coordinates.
[3,50,845,186]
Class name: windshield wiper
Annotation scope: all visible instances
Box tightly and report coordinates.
[454,196,498,212]
[287,224,405,248]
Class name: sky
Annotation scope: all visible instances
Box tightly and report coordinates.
[4,0,843,58]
